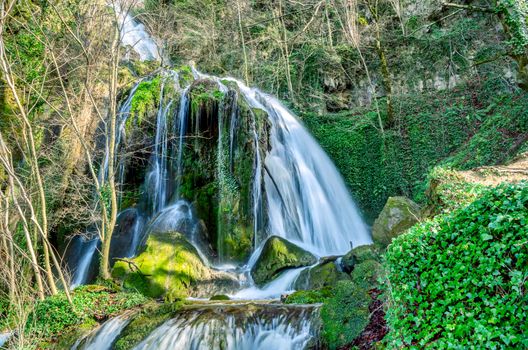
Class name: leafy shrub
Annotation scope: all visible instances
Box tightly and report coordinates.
[27,285,147,338]
[385,183,528,348]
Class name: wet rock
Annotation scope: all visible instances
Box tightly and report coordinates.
[341,244,378,274]
[294,261,350,291]
[250,236,317,286]
[110,208,142,264]
[112,231,213,300]
[372,196,421,247]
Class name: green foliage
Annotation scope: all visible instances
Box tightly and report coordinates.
[129,77,162,130]
[303,85,528,222]
[283,288,333,304]
[422,166,487,215]
[385,183,528,348]
[495,0,528,55]
[26,285,147,338]
[320,280,371,350]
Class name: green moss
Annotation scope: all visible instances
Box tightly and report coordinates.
[294,262,350,291]
[128,77,162,132]
[189,80,225,116]
[49,318,99,350]
[283,288,333,304]
[351,260,382,290]
[114,302,181,350]
[112,231,210,301]
[251,236,317,286]
[320,280,370,350]
[178,65,194,87]
[210,294,230,301]
[341,244,378,273]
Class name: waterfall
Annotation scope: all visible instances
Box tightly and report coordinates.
[261,94,371,255]
[174,87,190,197]
[68,3,371,348]
[132,304,319,350]
[70,238,98,288]
[72,315,131,350]
[231,266,310,300]
[113,3,160,61]
[0,332,11,348]
[145,78,171,214]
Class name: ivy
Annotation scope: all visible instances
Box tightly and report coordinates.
[495,0,528,55]
[385,183,528,348]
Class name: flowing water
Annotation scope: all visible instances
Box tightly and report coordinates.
[0,332,11,348]
[113,3,160,61]
[70,6,371,349]
[133,304,319,350]
[72,315,131,350]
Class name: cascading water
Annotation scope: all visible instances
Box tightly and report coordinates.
[0,332,11,348]
[72,315,131,350]
[70,5,371,349]
[69,80,144,288]
[113,3,160,62]
[222,79,372,256]
[132,304,319,350]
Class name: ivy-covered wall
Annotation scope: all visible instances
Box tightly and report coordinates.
[303,79,528,222]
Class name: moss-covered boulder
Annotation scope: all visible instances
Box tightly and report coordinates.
[351,259,383,289]
[251,236,317,285]
[112,231,237,300]
[341,244,378,274]
[294,261,350,291]
[320,280,371,349]
[372,196,421,247]
[114,302,179,350]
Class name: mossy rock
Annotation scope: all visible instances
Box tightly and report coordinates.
[250,236,317,286]
[294,261,350,291]
[341,244,378,273]
[112,231,210,301]
[114,302,179,350]
[283,287,333,304]
[210,294,230,301]
[372,197,421,248]
[47,319,98,349]
[351,259,383,290]
[320,280,370,349]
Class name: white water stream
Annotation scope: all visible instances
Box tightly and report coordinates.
[72,315,131,350]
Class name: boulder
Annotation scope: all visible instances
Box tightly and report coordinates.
[372,196,421,247]
[112,231,236,300]
[351,259,383,289]
[341,244,378,274]
[294,261,350,291]
[251,236,317,286]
